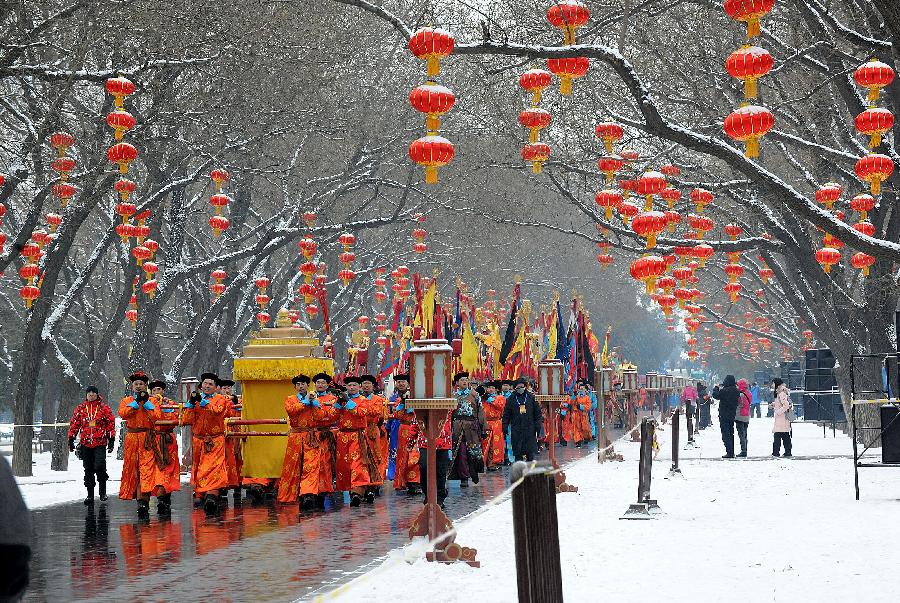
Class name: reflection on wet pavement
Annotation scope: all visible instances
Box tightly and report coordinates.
[25,443,597,602]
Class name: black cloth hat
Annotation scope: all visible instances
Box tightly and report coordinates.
[475,385,486,397]
[129,371,150,383]
[219,378,235,388]
[502,379,515,387]
[360,374,378,385]
[514,377,528,386]
[85,386,99,395]
[393,373,410,382]
[199,372,220,385]
[344,376,361,385]
[453,371,469,384]
[292,375,311,385]
[148,380,166,391]
[772,377,784,389]
[485,380,500,389]
[312,372,332,384]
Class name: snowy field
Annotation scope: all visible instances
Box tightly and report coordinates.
[328,411,900,603]
[10,447,127,509]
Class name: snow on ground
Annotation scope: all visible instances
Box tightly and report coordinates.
[10,448,127,509]
[328,409,900,603]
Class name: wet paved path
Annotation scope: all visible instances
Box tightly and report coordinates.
[25,442,599,602]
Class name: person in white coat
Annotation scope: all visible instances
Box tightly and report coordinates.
[772,383,793,457]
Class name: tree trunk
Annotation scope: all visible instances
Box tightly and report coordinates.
[50,357,82,471]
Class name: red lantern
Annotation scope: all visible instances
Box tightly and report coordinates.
[660,187,681,209]
[692,243,714,268]
[631,211,667,249]
[107,142,138,174]
[141,280,158,298]
[105,76,135,108]
[46,213,63,232]
[143,261,158,278]
[660,164,680,177]
[850,193,876,220]
[618,201,639,226]
[51,157,76,178]
[106,110,135,140]
[114,178,136,202]
[412,228,427,242]
[596,155,625,183]
[815,247,841,273]
[413,242,428,254]
[299,261,318,278]
[724,263,745,282]
[339,268,356,286]
[298,237,317,259]
[522,142,551,174]
[595,189,623,220]
[0,232,6,253]
[409,134,454,184]
[519,69,553,105]
[853,221,875,237]
[630,255,666,294]
[210,168,230,191]
[131,245,151,266]
[596,253,614,269]
[822,233,844,250]
[656,294,677,316]
[723,282,743,303]
[209,193,231,214]
[305,303,319,318]
[255,277,270,291]
[52,182,77,207]
[546,1,590,45]
[338,233,356,249]
[115,202,137,223]
[636,171,666,210]
[519,108,552,143]
[49,131,75,156]
[815,183,842,210]
[546,56,589,96]
[854,58,895,104]
[725,45,773,99]
[855,108,894,148]
[19,264,40,283]
[657,275,676,292]
[855,154,894,195]
[723,104,774,158]
[410,83,456,132]
[688,214,715,238]
[20,285,40,308]
[255,294,270,308]
[759,267,774,283]
[595,122,624,154]
[724,223,743,239]
[690,188,713,212]
[339,251,357,264]
[409,27,455,77]
[257,311,271,327]
[723,0,775,39]
[209,215,230,236]
[302,211,317,228]
[851,252,876,277]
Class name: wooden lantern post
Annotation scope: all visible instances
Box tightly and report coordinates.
[537,360,577,493]
[406,339,479,567]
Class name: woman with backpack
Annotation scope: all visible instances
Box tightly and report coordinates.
[772,382,793,457]
[735,379,752,457]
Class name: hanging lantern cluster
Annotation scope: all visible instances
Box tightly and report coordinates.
[208,168,232,237]
[296,210,320,317]
[390,264,411,302]
[411,213,428,254]
[545,2,590,95]
[845,59,896,277]
[519,68,554,174]
[338,232,357,286]
[18,236,43,308]
[373,266,388,304]
[408,27,456,185]
[722,3,775,158]
[210,269,227,299]
[49,131,77,211]
[134,213,159,299]
[125,277,139,327]
[105,77,138,175]
[254,276,271,327]
[0,175,5,254]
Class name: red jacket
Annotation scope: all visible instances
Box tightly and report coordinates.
[414,410,453,450]
[68,397,116,448]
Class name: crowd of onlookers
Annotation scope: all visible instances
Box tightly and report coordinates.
[682,377,793,458]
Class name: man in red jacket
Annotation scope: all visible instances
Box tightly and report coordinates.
[68,386,116,505]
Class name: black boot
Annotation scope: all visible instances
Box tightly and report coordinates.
[364,490,376,504]
[203,493,219,514]
[460,479,468,488]
[98,481,107,502]
[300,494,316,511]
[83,487,95,506]
[315,494,326,509]
[248,486,263,504]
[349,493,362,507]
[157,493,172,515]
[137,499,150,518]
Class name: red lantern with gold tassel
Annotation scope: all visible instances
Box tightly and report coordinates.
[724,104,774,158]
[855,108,894,148]
[854,58,895,105]
[855,154,894,196]
[547,57,589,96]
[546,1,590,45]
[815,183,842,211]
[725,45,773,99]
[723,0,775,39]
[410,83,456,132]
[519,69,553,105]
[595,189,623,220]
[596,155,624,184]
[519,108,552,143]
[595,122,624,154]
[409,134,454,184]
[850,193,876,220]
[631,211,667,249]
[851,252,875,277]
[815,247,841,273]
[522,142,551,174]
[408,28,455,78]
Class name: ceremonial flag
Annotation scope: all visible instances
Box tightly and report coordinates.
[316,285,331,335]
[460,312,479,373]
[545,316,555,361]
[555,299,569,363]
[601,325,611,367]
[499,283,521,365]
[453,288,461,339]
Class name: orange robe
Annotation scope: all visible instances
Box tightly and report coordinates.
[334,395,379,491]
[276,393,338,503]
[560,399,575,444]
[223,397,241,488]
[573,395,593,443]
[481,394,506,468]
[151,397,181,494]
[118,395,160,499]
[182,393,229,495]
[363,394,387,486]
[392,404,421,489]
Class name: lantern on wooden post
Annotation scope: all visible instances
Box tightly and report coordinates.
[406,339,479,567]
[536,360,577,492]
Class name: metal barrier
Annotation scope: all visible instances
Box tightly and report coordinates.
[621,417,658,519]
[668,409,682,478]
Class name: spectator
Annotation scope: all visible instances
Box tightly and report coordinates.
[697,382,711,429]
[681,383,698,442]
[68,386,116,505]
[714,375,740,458]
[736,379,752,457]
[750,381,761,418]
[772,383,793,457]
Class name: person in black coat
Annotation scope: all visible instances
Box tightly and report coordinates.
[502,378,543,461]
[714,375,741,458]
[0,456,30,600]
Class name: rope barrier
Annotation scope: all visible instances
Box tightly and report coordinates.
[2,423,71,428]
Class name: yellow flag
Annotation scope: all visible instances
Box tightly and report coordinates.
[547,314,558,360]
[418,281,436,336]
[461,319,479,373]
[601,325,611,367]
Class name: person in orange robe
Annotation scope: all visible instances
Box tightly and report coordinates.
[118,372,161,518]
[277,374,340,510]
[573,381,593,447]
[390,374,420,494]
[559,394,575,446]
[147,380,180,515]
[360,374,386,496]
[333,376,379,507]
[182,372,229,514]
[481,381,506,470]
[218,378,242,501]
